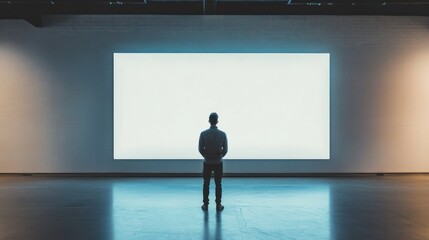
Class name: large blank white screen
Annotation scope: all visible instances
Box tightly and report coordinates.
[114,53,329,159]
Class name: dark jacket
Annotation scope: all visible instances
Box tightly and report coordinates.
[199,125,228,165]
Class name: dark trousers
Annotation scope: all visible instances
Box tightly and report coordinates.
[202,162,223,205]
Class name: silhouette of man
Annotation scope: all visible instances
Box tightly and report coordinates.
[199,112,228,211]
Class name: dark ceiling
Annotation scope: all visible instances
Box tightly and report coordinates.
[1,0,429,27]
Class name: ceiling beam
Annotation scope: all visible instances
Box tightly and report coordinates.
[203,0,217,14]
[24,14,42,27]
[3,0,429,27]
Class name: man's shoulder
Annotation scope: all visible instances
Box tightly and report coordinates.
[201,128,225,133]
[201,129,210,134]
[201,127,227,136]
[218,129,226,135]
[215,128,227,137]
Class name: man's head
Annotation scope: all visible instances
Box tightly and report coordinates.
[209,112,218,126]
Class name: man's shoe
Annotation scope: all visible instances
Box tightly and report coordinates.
[201,204,208,211]
[216,204,224,211]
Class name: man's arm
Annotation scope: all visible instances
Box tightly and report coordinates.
[199,133,205,157]
[222,133,228,157]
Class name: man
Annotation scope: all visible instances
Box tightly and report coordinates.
[199,112,228,211]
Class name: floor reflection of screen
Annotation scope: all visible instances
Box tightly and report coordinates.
[112,180,330,239]
[114,53,330,159]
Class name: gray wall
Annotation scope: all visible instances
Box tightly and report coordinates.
[1,15,429,173]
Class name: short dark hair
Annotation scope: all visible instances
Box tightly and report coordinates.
[209,112,218,125]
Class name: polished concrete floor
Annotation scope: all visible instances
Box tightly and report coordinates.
[0,176,428,240]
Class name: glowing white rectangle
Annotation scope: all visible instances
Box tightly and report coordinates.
[114,53,329,159]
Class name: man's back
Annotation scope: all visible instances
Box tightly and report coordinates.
[200,112,226,211]
[199,126,228,165]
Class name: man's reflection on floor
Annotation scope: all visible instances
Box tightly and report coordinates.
[204,211,209,240]
[203,211,222,240]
